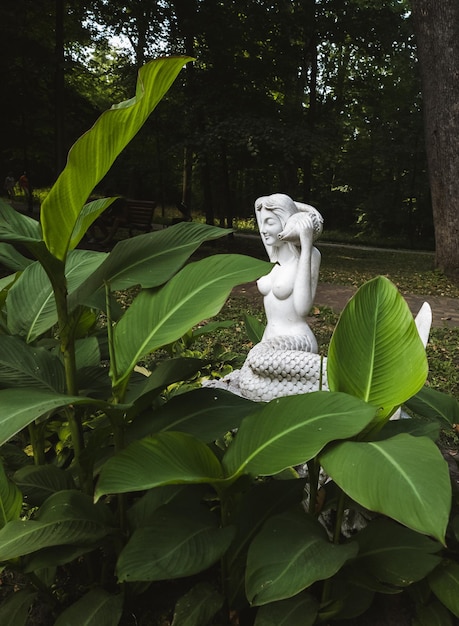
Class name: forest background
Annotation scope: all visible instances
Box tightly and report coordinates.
[0,1,450,253]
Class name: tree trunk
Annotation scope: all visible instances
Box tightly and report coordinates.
[200,154,214,225]
[411,0,459,276]
[172,0,196,213]
[54,0,65,177]
[302,0,317,202]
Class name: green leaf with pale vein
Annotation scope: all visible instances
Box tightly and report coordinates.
[7,249,106,342]
[246,508,358,605]
[95,431,224,501]
[0,388,103,446]
[320,434,451,543]
[0,490,114,561]
[0,335,65,392]
[69,222,232,309]
[327,276,428,420]
[0,459,22,529]
[41,57,192,260]
[111,254,271,391]
[171,583,224,626]
[223,391,376,478]
[254,593,318,626]
[116,506,234,582]
[54,588,124,626]
[428,561,459,618]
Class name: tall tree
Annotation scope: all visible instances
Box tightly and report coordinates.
[55,0,66,176]
[411,0,459,275]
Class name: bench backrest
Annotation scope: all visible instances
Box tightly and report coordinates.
[126,199,157,234]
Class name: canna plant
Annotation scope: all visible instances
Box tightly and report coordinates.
[0,56,456,626]
[0,56,271,624]
[93,276,458,625]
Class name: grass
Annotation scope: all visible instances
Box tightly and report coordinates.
[318,244,459,297]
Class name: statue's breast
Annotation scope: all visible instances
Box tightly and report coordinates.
[257,264,294,301]
[257,273,271,296]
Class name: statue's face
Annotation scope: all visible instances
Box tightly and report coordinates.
[259,208,283,246]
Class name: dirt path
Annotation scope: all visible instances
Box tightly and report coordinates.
[233,281,459,328]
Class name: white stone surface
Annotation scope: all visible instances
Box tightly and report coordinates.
[207,194,327,401]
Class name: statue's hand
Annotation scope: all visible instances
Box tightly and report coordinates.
[278,212,315,243]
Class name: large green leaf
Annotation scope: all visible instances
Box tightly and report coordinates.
[428,561,459,618]
[126,357,206,406]
[127,484,208,530]
[349,518,441,587]
[0,443,32,472]
[0,242,33,271]
[413,601,454,626]
[375,417,440,442]
[0,273,17,336]
[111,254,271,391]
[0,199,42,244]
[41,57,192,260]
[0,200,56,268]
[70,196,118,250]
[127,388,259,444]
[222,391,376,479]
[13,465,76,507]
[327,276,428,420]
[75,336,101,369]
[320,434,451,543]
[0,490,114,561]
[69,222,232,309]
[405,386,459,427]
[0,335,65,392]
[226,479,307,609]
[254,592,319,626]
[116,505,235,582]
[7,249,106,342]
[54,588,124,626]
[0,589,38,626]
[0,388,102,446]
[0,459,22,529]
[322,577,375,620]
[23,544,95,573]
[246,508,358,605]
[95,431,224,500]
[244,313,266,344]
[171,583,224,626]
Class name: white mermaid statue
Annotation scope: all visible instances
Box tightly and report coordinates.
[237,193,328,401]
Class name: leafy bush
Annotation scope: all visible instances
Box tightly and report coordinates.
[0,57,270,624]
[0,57,458,626]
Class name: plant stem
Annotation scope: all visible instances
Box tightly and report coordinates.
[319,355,325,391]
[28,422,46,465]
[332,489,347,544]
[104,282,128,531]
[321,489,347,606]
[52,279,79,396]
[307,459,320,515]
[50,271,91,492]
[104,281,119,398]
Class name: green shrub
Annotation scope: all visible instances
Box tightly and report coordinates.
[0,57,458,626]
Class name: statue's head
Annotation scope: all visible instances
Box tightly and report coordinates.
[255,194,297,230]
[255,193,323,261]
